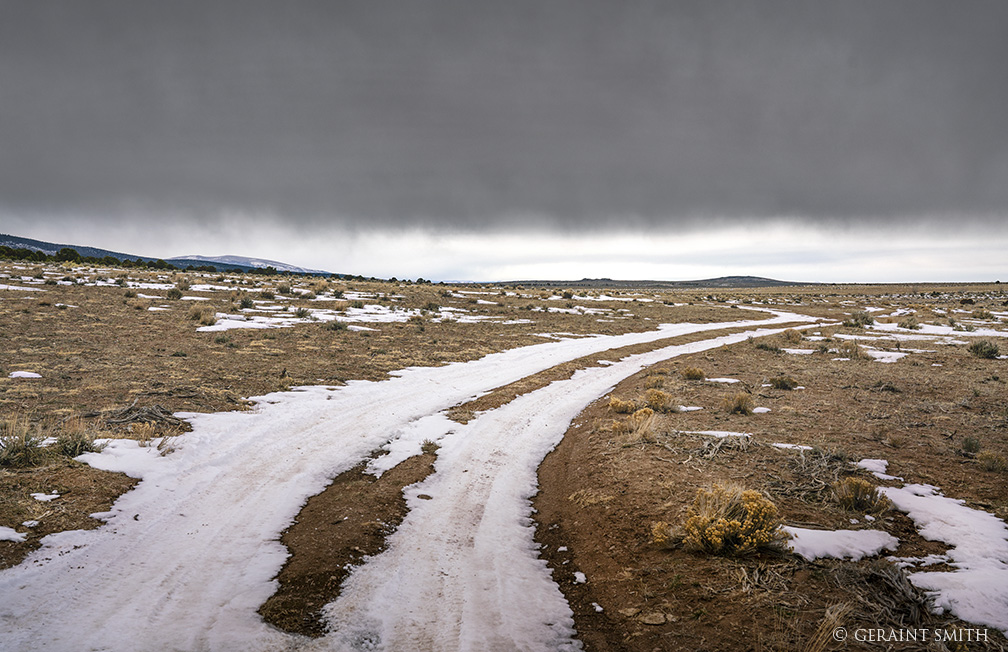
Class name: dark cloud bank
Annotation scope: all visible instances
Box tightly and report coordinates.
[2,0,1006,232]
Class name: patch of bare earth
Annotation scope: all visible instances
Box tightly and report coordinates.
[257,450,437,636]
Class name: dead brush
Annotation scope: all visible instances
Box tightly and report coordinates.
[0,414,50,468]
[55,416,105,457]
[978,451,1007,472]
[781,329,803,344]
[769,446,851,503]
[681,366,706,381]
[644,389,679,413]
[832,477,891,515]
[188,305,217,326]
[681,484,787,556]
[835,340,868,360]
[723,391,755,415]
[613,407,656,444]
[608,396,638,414]
[644,376,665,389]
[769,376,798,390]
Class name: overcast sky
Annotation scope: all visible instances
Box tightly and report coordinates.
[1,1,1006,282]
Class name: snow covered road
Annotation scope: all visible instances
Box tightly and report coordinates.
[0,310,815,652]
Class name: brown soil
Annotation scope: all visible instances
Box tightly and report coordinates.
[257,450,437,637]
[0,459,137,568]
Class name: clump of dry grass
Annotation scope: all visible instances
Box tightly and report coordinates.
[832,477,891,515]
[55,417,105,457]
[644,389,678,413]
[723,392,755,415]
[835,341,868,360]
[781,329,803,344]
[189,305,217,326]
[978,451,1007,472]
[769,376,798,390]
[682,367,705,381]
[682,484,787,556]
[612,407,656,443]
[842,311,874,328]
[166,287,183,300]
[968,340,1000,359]
[608,397,638,414]
[897,316,920,330]
[0,415,49,468]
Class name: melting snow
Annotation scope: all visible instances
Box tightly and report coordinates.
[8,371,41,379]
[785,527,898,561]
[881,483,1008,635]
[0,527,26,543]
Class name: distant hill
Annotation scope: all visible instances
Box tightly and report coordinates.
[489,276,809,289]
[1,233,146,262]
[167,254,329,275]
[0,233,336,275]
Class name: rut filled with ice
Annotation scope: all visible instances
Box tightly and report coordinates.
[0,310,814,652]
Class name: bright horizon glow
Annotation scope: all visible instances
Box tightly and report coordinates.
[3,212,1006,284]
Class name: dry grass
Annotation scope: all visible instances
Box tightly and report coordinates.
[832,477,891,515]
[681,366,706,381]
[835,340,868,360]
[768,375,798,390]
[968,340,1000,359]
[643,389,678,413]
[722,391,755,415]
[608,397,638,414]
[978,451,1007,472]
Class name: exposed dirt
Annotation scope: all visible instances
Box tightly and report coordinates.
[0,459,137,569]
[258,450,437,637]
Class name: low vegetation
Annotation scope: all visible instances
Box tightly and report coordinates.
[681,484,786,556]
[832,477,891,515]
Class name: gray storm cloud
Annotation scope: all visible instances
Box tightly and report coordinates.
[1,0,1006,231]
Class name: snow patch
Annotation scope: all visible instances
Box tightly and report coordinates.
[880,483,1008,635]
[0,527,26,543]
[784,527,898,561]
[8,371,41,379]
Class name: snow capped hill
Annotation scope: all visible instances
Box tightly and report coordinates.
[167,254,328,275]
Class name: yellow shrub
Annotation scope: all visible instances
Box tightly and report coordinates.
[644,376,665,389]
[644,389,677,413]
[682,484,786,556]
[682,367,706,381]
[609,397,638,414]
